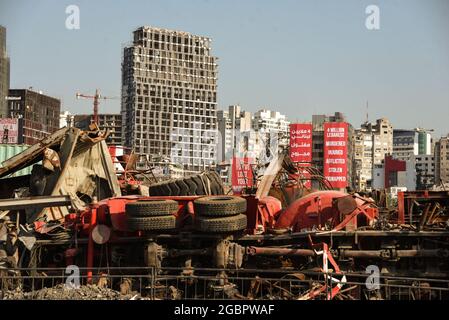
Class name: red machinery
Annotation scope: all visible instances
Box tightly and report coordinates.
[275,190,378,232]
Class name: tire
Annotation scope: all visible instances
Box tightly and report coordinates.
[192,175,206,195]
[183,177,198,196]
[176,179,190,196]
[156,183,172,196]
[194,214,247,233]
[208,171,224,194]
[168,180,180,196]
[207,178,221,195]
[149,185,161,196]
[127,215,176,231]
[126,199,179,217]
[194,196,247,217]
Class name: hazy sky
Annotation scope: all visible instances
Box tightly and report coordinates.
[1,0,448,136]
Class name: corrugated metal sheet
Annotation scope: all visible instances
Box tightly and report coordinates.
[0,144,36,176]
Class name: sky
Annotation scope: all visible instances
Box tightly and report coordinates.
[1,0,449,136]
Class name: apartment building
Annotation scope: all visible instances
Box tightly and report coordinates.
[121,26,218,173]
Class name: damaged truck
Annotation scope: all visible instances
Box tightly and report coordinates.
[1,126,449,300]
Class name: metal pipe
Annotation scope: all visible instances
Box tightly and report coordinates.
[247,246,315,256]
[87,205,98,284]
[169,248,210,257]
[341,249,447,258]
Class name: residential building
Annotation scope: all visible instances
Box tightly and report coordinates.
[121,26,218,174]
[353,118,393,190]
[0,25,10,118]
[7,89,60,145]
[393,128,432,161]
[415,154,435,189]
[252,109,290,161]
[73,113,122,146]
[372,155,416,191]
[435,135,449,185]
[217,105,253,162]
[393,128,434,189]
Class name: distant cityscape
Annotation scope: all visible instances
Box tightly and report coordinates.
[1,25,448,191]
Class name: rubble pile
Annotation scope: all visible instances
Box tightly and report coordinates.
[1,284,140,300]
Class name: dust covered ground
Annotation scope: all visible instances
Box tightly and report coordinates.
[1,284,142,300]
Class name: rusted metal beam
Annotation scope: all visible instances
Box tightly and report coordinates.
[0,195,72,211]
[0,127,69,178]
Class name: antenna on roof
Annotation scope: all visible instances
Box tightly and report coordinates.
[366,100,369,123]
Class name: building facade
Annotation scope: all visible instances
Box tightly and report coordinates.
[393,128,434,189]
[121,26,218,174]
[353,118,393,191]
[74,113,122,145]
[435,135,449,185]
[415,154,435,189]
[0,26,10,118]
[7,89,60,145]
[217,105,253,162]
[393,128,432,161]
[372,155,416,191]
[252,109,290,161]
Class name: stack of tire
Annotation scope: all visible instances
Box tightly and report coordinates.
[149,172,224,196]
[193,196,248,233]
[125,199,178,232]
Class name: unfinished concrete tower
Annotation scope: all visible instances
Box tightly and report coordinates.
[121,26,218,174]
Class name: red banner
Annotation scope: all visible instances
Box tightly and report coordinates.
[231,157,253,194]
[289,123,313,188]
[323,122,348,189]
[289,123,312,163]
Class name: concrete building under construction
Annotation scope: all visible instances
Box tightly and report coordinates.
[121,26,218,174]
[73,113,122,146]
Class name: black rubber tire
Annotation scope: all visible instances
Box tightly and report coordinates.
[168,180,180,196]
[208,171,224,194]
[183,177,198,196]
[194,214,247,233]
[194,196,247,217]
[156,183,172,196]
[207,178,221,195]
[192,175,206,195]
[176,179,190,196]
[149,185,161,196]
[125,199,179,217]
[127,215,176,231]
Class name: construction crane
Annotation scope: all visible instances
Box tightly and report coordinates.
[75,89,118,124]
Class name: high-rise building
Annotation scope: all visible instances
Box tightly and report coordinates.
[393,128,434,189]
[435,135,449,185]
[353,118,393,190]
[252,109,290,161]
[393,128,432,161]
[312,112,354,189]
[217,105,253,162]
[7,89,61,145]
[0,25,10,118]
[121,26,218,174]
[73,113,122,146]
